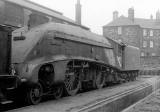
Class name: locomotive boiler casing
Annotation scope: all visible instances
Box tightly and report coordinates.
[11,22,114,84]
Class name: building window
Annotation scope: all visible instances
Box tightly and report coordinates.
[151,53,156,56]
[143,29,147,36]
[150,41,154,48]
[118,27,122,35]
[141,52,145,56]
[143,41,147,47]
[150,30,153,36]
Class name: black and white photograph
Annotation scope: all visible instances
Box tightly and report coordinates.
[0,0,160,112]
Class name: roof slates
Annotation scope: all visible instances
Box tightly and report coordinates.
[104,16,160,29]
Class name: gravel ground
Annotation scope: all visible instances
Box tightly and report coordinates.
[6,75,160,112]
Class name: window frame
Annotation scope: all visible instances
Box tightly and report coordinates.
[151,53,156,56]
[143,40,147,48]
[117,27,122,35]
[150,30,153,37]
[143,29,147,36]
[141,52,145,57]
[150,40,154,48]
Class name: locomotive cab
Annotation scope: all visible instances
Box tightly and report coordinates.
[0,25,19,104]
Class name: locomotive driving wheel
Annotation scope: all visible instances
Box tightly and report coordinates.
[95,71,105,89]
[64,70,80,96]
[26,83,43,105]
[53,85,63,99]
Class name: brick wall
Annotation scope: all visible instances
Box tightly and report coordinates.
[0,1,70,28]
[103,25,160,67]
[140,29,160,66]
[103,25,141,48]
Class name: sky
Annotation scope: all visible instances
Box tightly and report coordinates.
[30,0,160,34]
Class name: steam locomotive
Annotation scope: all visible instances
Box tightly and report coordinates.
[0,22,140,105]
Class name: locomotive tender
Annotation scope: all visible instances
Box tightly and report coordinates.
[0,22,140,105]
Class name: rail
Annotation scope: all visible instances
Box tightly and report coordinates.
[70,82,151,112]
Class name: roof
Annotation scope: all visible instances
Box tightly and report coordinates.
[4,0,75,23]
[4,0,89,30]
[105,16,137,27]
[21,0,62,15]
[104,15,160,29]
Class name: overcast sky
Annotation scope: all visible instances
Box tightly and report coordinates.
[31,0,160,34]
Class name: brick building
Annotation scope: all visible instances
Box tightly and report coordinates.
[0,0,88,30]
[103,8,160,67]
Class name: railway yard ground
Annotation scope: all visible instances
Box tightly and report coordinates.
[2,75,160,112]
[123,83,160,112]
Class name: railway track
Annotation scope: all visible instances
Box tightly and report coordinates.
[68,82,151,112]
[2,76,159,112]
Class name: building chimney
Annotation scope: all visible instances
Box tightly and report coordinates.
[128,7,134,22]
[113,11,118,20]
[156,10,160,25]
[156,10,160,20]
[150,14,153,20]
[75,0,81,25]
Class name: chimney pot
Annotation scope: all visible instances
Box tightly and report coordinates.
[128,7,134,22]
[156,10,160,20]
[113,11,118,20]
[75,0,81,25]
[156,10,160,25]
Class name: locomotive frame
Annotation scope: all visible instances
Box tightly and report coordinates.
[0,22,139,105]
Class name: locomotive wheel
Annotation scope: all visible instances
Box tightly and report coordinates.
[133,72,137,80]
[135,71,138,80]
[121,72,126,80]
[126,72,130,81]
[53,85,63,99]
[64,71,80,96]
[131,72,135,81]
[26,83,43,105]
[95,72,105,89]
